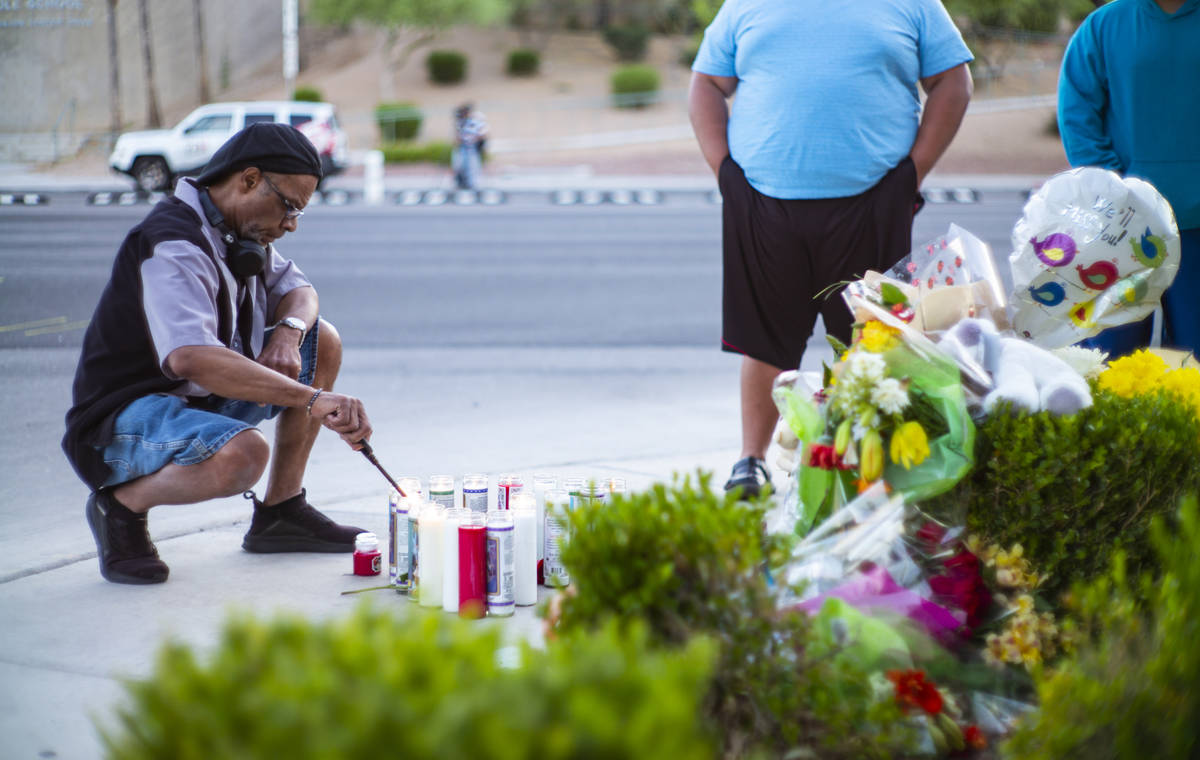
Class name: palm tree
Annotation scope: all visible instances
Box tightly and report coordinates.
[107,0,123,148]
[137,0,162,127]
[193,0,211,103]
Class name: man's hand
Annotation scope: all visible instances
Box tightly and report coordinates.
[310,391,372,450]
[257,325,303,380]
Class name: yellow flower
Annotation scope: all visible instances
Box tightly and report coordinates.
[859,429,885,482]
[1097,349,1169,397]
[858,320,900,353]
[888,421,930,470]
[1157,366,1200,421]
[1012,593,1035,616]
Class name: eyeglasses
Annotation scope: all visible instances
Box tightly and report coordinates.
[261,173,305,221]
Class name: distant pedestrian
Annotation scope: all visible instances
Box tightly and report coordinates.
[63,123,373,585]
[452,103,489,190]
[1058,0,1200,357]
[689,0,973,498]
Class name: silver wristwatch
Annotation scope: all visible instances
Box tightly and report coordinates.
[273,316,306,345]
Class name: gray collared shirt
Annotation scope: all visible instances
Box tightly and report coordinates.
[140,178,313,398]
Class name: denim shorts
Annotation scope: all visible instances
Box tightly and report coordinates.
[100,322,319,487]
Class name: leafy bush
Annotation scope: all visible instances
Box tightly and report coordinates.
[1003,495,1200,759]
[506,48,540,77]
[374,101,423,142]
[553,473,911,759]
[102,607,718,759]
[678,40,701,68]
[426,49,468,84]
[380,140,453,166]
[610,64,661,109]
[603,23,651,61]
[291,85,323,102]
[925,389,1200,601]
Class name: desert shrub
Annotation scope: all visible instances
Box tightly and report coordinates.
[426,49,468,84]
[374,102,423,142]
[380,140,453,166]
[553,473,912,759]
[291,85,323,102]
[925,388,1200,601]
[506,48,540,77]
[678,40,701,68]
[102,607,718,759]
[1002,495,1200,759]
[610,64,661,108]
[603,23,651,61]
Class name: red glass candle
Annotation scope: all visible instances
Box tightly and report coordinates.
[458,516,487,619]
[353,532,381,576]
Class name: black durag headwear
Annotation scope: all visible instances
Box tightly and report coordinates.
[194,122,322,186]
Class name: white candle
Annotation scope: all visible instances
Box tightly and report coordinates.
[512,494,538,606]
[418,503,444,607]
[442,508,463,612]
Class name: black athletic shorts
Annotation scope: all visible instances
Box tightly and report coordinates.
[718,155,920,371]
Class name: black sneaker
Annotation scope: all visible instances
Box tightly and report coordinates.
[723,456,772,499]
[85,490,170,584]
[242,489,364,553]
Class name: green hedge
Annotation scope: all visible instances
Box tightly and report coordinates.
[554,473,911,759]
[1003,495,1200,759]
[291,85,323,103]
[374,102,423,142]
[102,608,718,759]
[610,64,661,108]
[426,49,467,84]
[506,48,539,77]
[603,23,651,61]
[380,140,453,166]
[925,388,1200,600]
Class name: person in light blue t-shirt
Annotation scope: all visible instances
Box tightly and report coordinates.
[1059,0,1200,358]
[689,0,973,498]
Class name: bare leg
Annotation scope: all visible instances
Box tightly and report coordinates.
[263,319,342,506]
[740,355,784,460]
[112,429,270,513]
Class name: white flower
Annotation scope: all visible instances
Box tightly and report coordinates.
[844,351,887,384]
[1050,346,1109,380]
[870,377,909,415]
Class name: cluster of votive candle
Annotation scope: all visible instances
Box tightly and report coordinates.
[387,474,625,619]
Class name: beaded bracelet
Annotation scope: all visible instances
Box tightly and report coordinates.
[305,388,324,417]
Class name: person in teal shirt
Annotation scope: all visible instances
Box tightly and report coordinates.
[1058,0,1200,356]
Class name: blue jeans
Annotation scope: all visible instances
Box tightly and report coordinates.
[99,323,319,487]
[1079,227,1199,357]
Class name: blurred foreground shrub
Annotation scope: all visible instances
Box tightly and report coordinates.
[427,49,468,84]
[381,140,453,166]
[610,64,661,108]
[374,101,423,142]
[553,472,911,759]
[102,608,717,759]
[506,48,540,76]
[926,389,1200,601]
[1003,495,1200,759]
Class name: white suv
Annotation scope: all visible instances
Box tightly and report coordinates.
[109,101,349,192]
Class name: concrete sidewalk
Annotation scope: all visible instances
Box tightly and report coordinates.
[0,341,834,759]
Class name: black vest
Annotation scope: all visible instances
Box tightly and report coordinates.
[62,195,242,490]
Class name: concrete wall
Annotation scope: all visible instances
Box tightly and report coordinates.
[0,0,287,145]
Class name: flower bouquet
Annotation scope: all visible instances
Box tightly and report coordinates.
[772,314,974,536]
[777,484,1051,754]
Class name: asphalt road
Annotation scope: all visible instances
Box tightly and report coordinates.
[0,192,1029,351]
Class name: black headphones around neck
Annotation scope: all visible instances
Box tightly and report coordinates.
[197,187,267,279]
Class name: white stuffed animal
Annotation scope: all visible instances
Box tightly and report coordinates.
[937,318,1092,415]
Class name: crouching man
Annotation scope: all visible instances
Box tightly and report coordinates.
[64,123,372,584]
